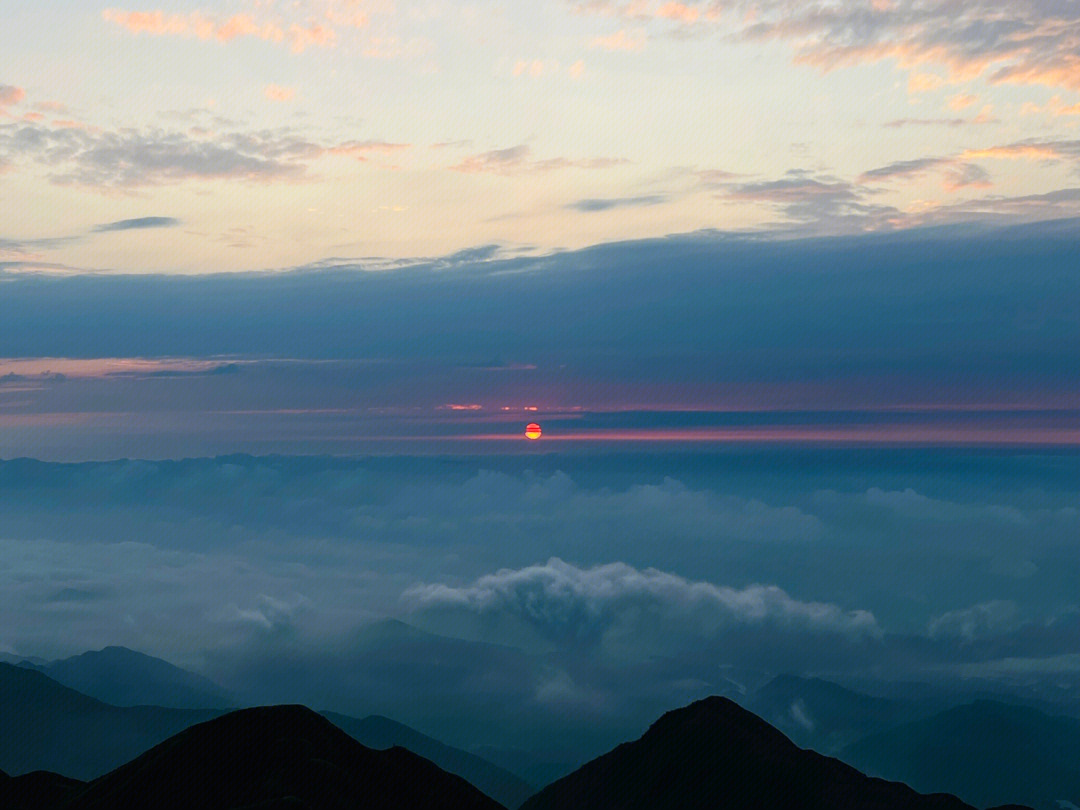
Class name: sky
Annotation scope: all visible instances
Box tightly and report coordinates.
[2,0,1080,273]
[2,0,1080,761]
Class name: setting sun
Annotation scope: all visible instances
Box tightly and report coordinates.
[525,423,542,440]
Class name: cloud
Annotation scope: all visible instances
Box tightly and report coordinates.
[961,139,1080,161]
[405,558,881,652]
[92,216,181,232]
[102,9,336,54]
[1025,96,1080,117]
[860,136,1080,192]
[928,600,1022,642]
[0,121,404,187]
[451,144,627,174]
[736,0,1080,92]
[859,155,994,193]
[572,0,722,25]
[513,59,558,77]
[908,72,945,93]
[264,84,297,102]
[216,593,310,634]
[590,29,647,51]
[566,194,667,211]
[882,113,998,127]
[942,162,992,192]
[724,170,897,224]
[571,1,1080,91]
[0,85,24,107]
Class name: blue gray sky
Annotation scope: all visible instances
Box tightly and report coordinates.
[1,221,1078,458]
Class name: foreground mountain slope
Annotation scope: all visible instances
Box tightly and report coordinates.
[64,705,506,810]
[521,696,982,810]
[323,712,534,809]
[0,663,220,779]
[841,700,1080,810]
[23,647,233,709]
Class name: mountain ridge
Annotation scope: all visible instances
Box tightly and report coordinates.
[522,695,1000,810]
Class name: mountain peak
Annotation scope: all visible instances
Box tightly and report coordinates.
[522,695,977,810]
[66,705,506,810]
[34,646,232,709]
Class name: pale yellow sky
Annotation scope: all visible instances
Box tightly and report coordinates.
[2,0,1080,272]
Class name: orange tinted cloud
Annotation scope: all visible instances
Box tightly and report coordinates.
[591,29,646,51]
[264,84,297,102]
[743,4,1080,92]
[102,9,336,53]
[326,140,411,159]
[1023,95,1080,117]
[961,144,1065,160]
[908,72,944,93]
[0,85,25,106]
[656,2,699,22]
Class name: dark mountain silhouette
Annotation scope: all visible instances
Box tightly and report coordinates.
[63,705,506,810]
[841,700,1080,810]
[21,647,233,709]
[2,659,527,805]
[0,769,85,810]
[521,695,991,810]
[0,663,221,779]
[746,674,924,754]
[323,712,534,809]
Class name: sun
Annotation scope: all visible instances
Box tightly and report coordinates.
[524,423,542,440]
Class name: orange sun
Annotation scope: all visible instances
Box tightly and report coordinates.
[524,423,542,440]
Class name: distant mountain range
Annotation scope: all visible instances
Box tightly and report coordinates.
[18,647,234,709]
[0,663,220,781]
[322,712,534,809]
[842,700,1080,810]
[6,688,1037,810]
[4,645,1079,809]
[745,674,926,754]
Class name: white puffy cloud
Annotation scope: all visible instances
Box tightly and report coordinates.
[405,557,881,655]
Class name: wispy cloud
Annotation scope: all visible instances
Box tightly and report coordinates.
[0,121,409,187]
[737,0,1080,92]
[103,8,336,54]
[263,84,297,102]
[590,29,646,51]
[93,216,181,232]
[723,170,897,224]
[451,144,627,174]
[566,194,667,211]
[574,1,1080,92]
